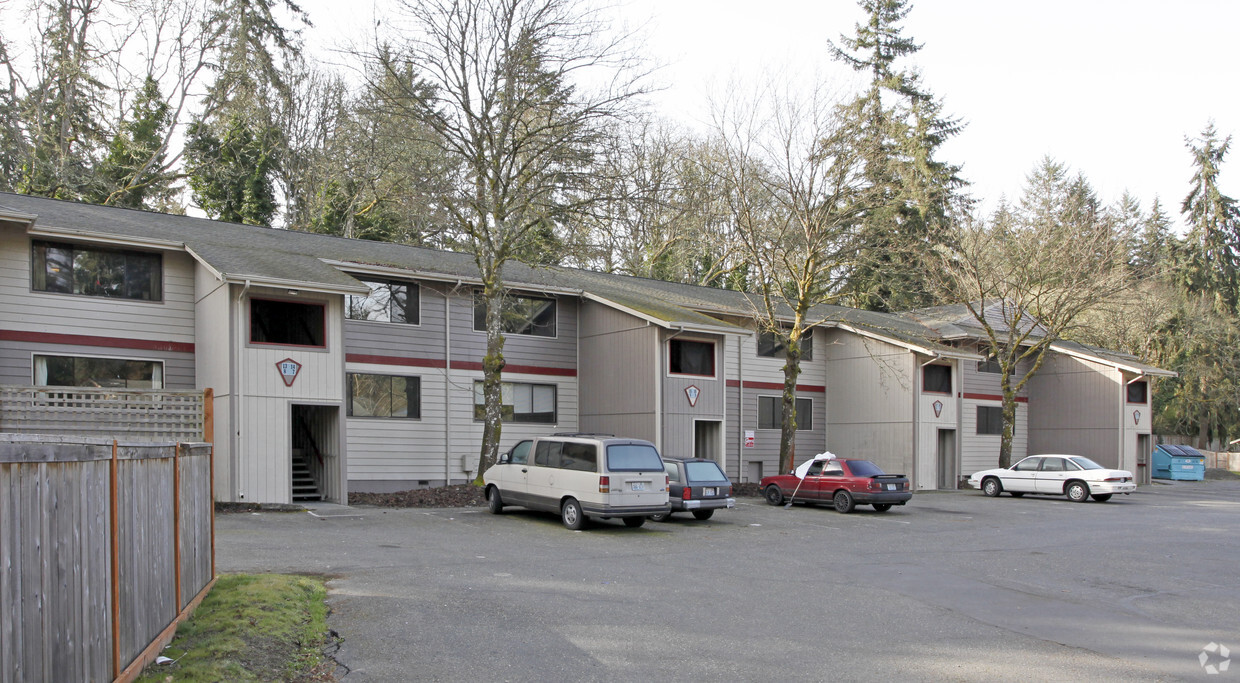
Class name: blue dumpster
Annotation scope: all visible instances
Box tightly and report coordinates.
[1152,445,1206,481]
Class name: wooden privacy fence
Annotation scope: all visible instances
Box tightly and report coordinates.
[0,434,215,683]
[0,387,207,443]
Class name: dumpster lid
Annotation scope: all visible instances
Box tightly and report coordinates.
[1155,444,1205,458]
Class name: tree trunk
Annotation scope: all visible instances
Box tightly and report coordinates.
[778,349,802,475]
[998,372,1017,469]
[475,282,506,482]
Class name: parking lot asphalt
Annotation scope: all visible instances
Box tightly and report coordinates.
[216,480,1240,681]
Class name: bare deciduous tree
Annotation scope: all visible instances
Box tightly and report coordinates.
[376,0,649,478]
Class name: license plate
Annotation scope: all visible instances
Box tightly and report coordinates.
[631,481,648,492]
[703,487,717,496]
[886,483,897,491]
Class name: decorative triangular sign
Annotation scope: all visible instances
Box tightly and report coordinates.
[685,385,700,407]
[276,358,302,387]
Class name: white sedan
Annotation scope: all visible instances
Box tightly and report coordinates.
[968,455,1136,503]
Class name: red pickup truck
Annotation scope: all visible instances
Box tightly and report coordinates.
[760,458,912,513]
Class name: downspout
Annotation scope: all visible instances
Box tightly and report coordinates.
[232,279,250,500]
[443,281,460,485]
[737,334,745,482]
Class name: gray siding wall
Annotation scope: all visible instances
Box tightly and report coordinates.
[343,279,449,361]
[577,301,658,441]
[726,385,826,482]
[0,340,195,389]
[448,290,578,369]
[1027,352,1122,467]
[661,332,726,459]
[821,329,915,478]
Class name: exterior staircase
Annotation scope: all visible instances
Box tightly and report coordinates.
[292,448,322,502]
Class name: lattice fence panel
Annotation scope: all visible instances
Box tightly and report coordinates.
[0,387,205,442]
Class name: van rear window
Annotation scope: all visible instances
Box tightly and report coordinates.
[606,444,663,472]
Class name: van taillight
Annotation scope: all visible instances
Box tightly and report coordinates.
[682,486,692,500]
[599,476,610,493]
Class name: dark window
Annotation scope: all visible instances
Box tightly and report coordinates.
[605,444,664,471]
[473,381,557,423]
[977,358,1015,375]
[34,355,162,389]
[1127,380,1148,404]
[1040,457,1065,472]
[758,396,813,430]
[348,280,418,324]
[250,298,325,347]
[348,373,421,418]
[977,406,1004,435]
[559,442,598,472]
[669,339,715,376]
[32,240,162,301]
[846,460,885,477]
[473,292,556,337]
[534,440,561,466]
[923,364,952,393]
[683,461,727,482]
[757,330,813,361]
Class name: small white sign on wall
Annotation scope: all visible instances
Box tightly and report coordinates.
[685,385,700,407]
[744,430,755,448]
[276,358,302,387]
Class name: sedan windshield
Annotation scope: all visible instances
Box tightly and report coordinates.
[606,444,664,471]
[1069,456,1104,470]
[684,461,727,482]
[845,460,885,477]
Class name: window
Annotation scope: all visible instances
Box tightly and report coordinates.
[1013,457,1042,471]
[250,298,325,347]
[473,292,556,337]
[534,440,561,466]
[508,440,532,465]
[1127,380,1148,404]
[348,279,418,324]
[558,442,598,472]
[977,406,1003,435]
[34,355,163,389]
[669,339,715,376]
[1040,457,1065,472]
[32,240,162,301]
[348,373,421,418]
[923,364,952,393]
[757,330,813,361]
[758,396,813,430]
[605,443,664,471]
[977,358,1015,375]
[473,381,556,423]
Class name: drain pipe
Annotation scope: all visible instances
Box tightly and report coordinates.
[442,280,462,485]
[232,279,251,500]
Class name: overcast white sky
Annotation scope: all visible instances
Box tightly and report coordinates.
[302,0,1240,230]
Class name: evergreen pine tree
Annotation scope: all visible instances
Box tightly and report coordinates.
[94,77,176,209]
[1178,122,1240,314]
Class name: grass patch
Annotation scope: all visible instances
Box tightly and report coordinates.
[138,573,334,682]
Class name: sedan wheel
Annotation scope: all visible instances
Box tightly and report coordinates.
[691,509,714,521]
[833,490,855,514]
[1091,493,1112,502]
[1065,481,1090,503]
[561,498,587,530]
[872,503,892,512]
[764,485,785,506]
[981,477,1002,497]
[1009,492,1025,498]
[485,486,504,514]
[649,512,672,522]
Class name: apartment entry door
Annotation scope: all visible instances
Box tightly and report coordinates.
[694,420,722,463]
[937,429,958,489]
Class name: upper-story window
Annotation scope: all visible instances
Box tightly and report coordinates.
[473,291,557,337]
[34,354,163,389]
[32,240,162,301]
[923,364,952,393]
[669,339,715,377]
[347,279,419,324]
[250,298,325,347]
[977,357,1014,375]
[1127,380,1148,404]
[757,329,813,361]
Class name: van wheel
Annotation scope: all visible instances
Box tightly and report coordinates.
[622,516,646,528]
[485,486,503,514]
[561,498,587,530]
[691,509,714,520]
[764,485,784,506]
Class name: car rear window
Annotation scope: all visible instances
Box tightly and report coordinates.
[684,461,727,482]
[846,460,885,477]
[606,444,664,472]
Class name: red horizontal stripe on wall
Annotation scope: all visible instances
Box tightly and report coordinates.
[962,392,1029,404]
[450,360,578,377]
[346,354,447,369]
[726,379,826,393]
[0,329,194,354]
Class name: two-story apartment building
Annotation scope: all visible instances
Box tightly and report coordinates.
[0,194,1170,502]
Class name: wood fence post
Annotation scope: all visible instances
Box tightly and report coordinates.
[173,444,182,614]
[110,439,120,681]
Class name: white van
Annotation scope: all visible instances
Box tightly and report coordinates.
[483,434,671,529]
